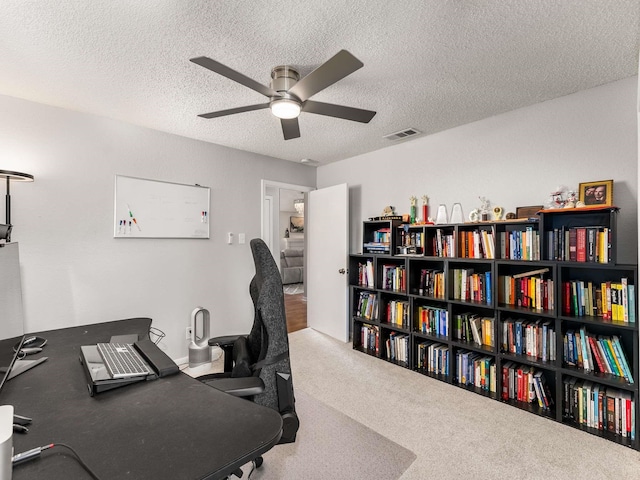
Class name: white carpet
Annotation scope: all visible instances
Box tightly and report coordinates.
[287,328,640,480]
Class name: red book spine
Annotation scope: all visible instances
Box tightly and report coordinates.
[626,397,632,437]
[502,366,509,400]
[517,367,524,401]
[563,282,571,315]
[576,228,587,262]
[587,335,605,373]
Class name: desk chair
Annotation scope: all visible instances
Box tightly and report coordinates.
[198,238,299,453]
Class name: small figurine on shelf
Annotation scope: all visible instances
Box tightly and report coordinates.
[381,205,396,216]
[410,195,417,224]
[421,195,430,224]
[545,185,568,209]
[564,190,578,208]
[479,196,491,221]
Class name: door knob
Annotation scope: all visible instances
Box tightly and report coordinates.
[338,268,346,274]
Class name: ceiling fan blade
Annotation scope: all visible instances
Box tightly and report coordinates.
[190,56,281,98]
[281,118,300,140]
[288,50,364,102]
[303,100,376,123]
[198,103,270,119]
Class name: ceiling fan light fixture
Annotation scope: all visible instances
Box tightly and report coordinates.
[270,98,301,119]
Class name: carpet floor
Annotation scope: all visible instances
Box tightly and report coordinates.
[285,328,640,480]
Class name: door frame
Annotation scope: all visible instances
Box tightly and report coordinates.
[260,179,314,264]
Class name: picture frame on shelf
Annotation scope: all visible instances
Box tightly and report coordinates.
[290,215,304,233]
[579,179,613,206]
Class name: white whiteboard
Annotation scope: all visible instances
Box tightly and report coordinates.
[114,175,210,239]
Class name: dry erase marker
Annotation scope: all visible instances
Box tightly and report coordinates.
[127,204,142,231]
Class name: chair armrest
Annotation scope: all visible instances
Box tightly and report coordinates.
[205,376,265,397]
[208,335,244,348]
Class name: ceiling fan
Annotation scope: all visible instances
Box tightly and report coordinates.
[190,50,376,140]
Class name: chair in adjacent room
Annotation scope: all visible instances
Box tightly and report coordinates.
[198,238,299,468]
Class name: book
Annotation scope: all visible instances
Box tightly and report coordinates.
[621,278,629,322]
[587,335,605,374]
[611,336,634,384]
[586,227,597,262]
[569,228,577,261]
[469,316,483,345]
[576,227,587,262]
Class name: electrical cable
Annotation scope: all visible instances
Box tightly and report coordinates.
[12,442,102,480]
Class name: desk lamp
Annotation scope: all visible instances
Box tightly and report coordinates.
[0,170,34,242]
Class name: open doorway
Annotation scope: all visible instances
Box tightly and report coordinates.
[261,180,313,333]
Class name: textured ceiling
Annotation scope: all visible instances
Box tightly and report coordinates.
[0,1,638,165]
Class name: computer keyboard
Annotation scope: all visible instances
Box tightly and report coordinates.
[96,343,150,379]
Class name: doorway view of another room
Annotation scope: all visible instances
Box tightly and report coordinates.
[267,185,308,333]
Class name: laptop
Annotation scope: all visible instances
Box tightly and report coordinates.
[79,336,179,396]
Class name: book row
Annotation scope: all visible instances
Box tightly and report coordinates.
[416,268,445,298]
[546,226,612,263]
[562,279,635,322]
[501,318,556,362]
[453,313,494,347]
[356,260,375,288]
[498,273,554,311]
[416,341,449,375]
[499,228,540,261]
[432,229,455,257]
[563,378,635,438]
[355,291,378,320]
[360,324,379,354]
[381,264,406,291]
[501,362,553,410]
[563,328,634,383]
[451,268,492,303]
[458,229,496,259]
[416,305,448,337]
[386,332,410,364]
[456,350,496,392]
[385,300,410,329]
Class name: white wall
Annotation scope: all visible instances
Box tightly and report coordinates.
[0,94,315,359]
[318,77,638,264]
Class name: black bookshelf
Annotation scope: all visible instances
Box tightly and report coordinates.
[350,207,639,449]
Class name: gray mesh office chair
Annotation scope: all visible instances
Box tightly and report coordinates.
[198,238,299,451]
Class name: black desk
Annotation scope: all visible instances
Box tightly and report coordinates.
[2,318,283,479]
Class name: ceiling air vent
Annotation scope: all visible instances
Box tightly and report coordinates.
[383,128,422,141]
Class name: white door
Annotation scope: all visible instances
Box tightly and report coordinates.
[307,183,349,342]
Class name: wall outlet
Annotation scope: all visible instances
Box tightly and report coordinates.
[186,326,192,340]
